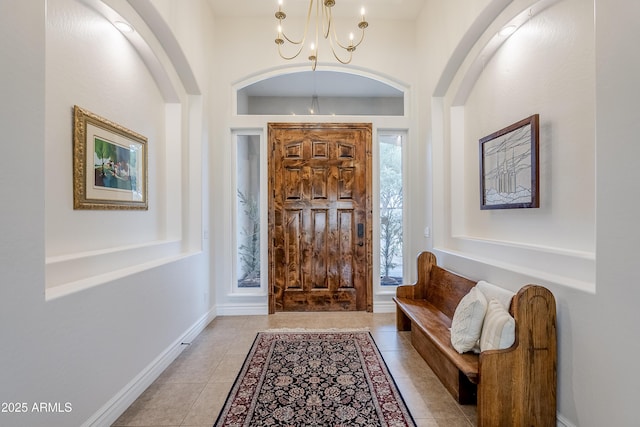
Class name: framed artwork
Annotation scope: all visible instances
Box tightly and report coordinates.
[479,114,539,210]
[73,105,148,210]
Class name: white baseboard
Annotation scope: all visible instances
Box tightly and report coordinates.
[557,413,577,427]
[82,307,216,427]
[216,302,269,316]
[373,300,396,313]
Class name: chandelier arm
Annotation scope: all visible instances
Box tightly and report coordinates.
[327,33,354,64]
[330,25,364,50]
[281,30,305,45]
[313,0,320,54]
[322,3,331,40]
[331,32,350,50]
[276,0,314,46]
[278,42,306,60]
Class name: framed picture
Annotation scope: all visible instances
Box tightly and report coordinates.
[479,114,539,210]
[73,105,148,210]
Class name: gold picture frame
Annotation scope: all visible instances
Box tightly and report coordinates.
[73,105,148,210]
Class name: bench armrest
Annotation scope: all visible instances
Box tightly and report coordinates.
[396,251,437,299]
[478,285,557,426]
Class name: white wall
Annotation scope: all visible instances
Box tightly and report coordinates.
[589,0,640,424]
[0,0,213,425]
[419,0,640,425]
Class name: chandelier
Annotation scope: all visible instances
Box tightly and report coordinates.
[274,0,369,71]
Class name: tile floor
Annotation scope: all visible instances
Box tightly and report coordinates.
[112,312,477,427]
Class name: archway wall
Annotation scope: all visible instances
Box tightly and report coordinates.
[428,0,595,292]
[234,67,407,116]
[421,0,600,425]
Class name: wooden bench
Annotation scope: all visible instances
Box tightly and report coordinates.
[394,251,557,426]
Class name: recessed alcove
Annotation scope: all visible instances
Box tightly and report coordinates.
[433,0,596,293]
[237,70,404,116]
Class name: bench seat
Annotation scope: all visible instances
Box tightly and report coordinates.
[394,296,478,403]
[395,297,479,381]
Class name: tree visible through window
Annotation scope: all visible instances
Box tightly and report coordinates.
[379,134,403,286]
[236,135,261,288]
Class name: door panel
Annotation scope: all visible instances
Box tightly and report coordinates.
[269,123,372,312]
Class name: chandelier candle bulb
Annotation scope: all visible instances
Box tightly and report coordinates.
[275,0,286,20]
[347,32,355,52]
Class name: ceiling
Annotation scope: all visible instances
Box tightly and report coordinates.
[208,0,426,20]
[212,0,422,98]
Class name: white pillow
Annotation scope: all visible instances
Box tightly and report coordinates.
[450,287,488,353]
[480,298,516,351]
[476,280,515,310]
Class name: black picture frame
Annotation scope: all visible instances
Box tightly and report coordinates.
[479,114,539,210]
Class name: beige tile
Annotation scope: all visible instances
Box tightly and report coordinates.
[154,361,215,384]
[371,311,396,323]
[459,403,478,423]
[422,398,468,419]
[224,333,258,355]
[241,315,274,333]
[380,349,435,380]
[132,382,206,409]
[180,382,233,426]
[207,316,249,330]
[209,354,245,383]
[371,330,408,350]
[153,347,227,385]
[414,417,473,427]
[392,376,434,419]
[112,403,186,426]
[113,313,480,427]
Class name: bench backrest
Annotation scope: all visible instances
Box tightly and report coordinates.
[397,251,476,319]
[427,264,476,319]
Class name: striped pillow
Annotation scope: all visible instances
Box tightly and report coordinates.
[480,298,515,351]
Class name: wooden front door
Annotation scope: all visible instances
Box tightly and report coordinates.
[268,123,372,313]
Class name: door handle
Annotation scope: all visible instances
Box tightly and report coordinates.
[357,223,364,238]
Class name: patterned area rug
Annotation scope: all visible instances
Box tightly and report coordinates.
[214,331,416,426]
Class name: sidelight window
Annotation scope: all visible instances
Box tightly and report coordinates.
[379,133,404,286]
[235,134,261,289]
